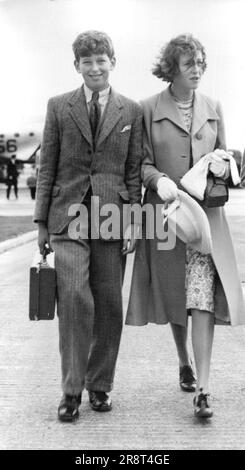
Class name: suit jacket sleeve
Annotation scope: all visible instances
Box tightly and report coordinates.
[141,101,167,191]
[125,106,143,206]
[241,149,245,186]
[34,98,60,223]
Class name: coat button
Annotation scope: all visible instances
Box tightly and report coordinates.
[196,133,202,140]
[88,149,92,155]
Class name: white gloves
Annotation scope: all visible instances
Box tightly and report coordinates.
[209,149,230,177]
[157,177,178,202]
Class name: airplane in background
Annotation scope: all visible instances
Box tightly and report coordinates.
[0,125,43,182]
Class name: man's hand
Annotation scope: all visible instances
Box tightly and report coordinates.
[122,223,140,255]
[38,222,53,255]
[157,177,178,202]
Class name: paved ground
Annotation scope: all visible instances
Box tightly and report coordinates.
[0,188,245,450]
[0,186,36,216]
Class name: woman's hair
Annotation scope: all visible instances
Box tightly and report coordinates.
[152,34,207,82]
[72,30,115,61]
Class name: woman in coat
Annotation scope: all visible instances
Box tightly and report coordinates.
[126,34,245,418]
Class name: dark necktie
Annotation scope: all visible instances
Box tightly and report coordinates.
[89,91,101,140]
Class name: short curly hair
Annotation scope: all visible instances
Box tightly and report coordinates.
[72,30,115,61]
[152,34,207,82]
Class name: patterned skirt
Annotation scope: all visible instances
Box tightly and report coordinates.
[185,247,216,313]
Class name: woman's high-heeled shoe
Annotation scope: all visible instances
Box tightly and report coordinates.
[193,388,213,418]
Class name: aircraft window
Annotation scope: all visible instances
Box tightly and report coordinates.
[0,134,4,138]
[14,133,20,137]
[29,132,34,137]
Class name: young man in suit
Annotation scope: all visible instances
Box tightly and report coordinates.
[34,30,142,422]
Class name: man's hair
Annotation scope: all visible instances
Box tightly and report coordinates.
[152,34,207,82]
[72,30,115,61]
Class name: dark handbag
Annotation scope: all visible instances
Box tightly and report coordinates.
[202,172,229,208]
[29,251,56,320]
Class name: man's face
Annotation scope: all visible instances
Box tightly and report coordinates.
[75,53,116,92]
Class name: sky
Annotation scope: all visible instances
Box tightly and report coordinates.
[0,0,244,150]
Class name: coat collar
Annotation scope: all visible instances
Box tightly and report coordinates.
[68,86,92,146]
[191,91,220,136]
[68,86,123,147]
[153,85,220,135]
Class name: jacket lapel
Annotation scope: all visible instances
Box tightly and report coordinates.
[153,86,188,133]
[96,89,123,148]
[191,92,220,136]
[68,86,93,146]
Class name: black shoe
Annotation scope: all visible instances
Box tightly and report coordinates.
[58,394,81,422]
[193,389,213,418]
[179,364,196,392]
[88,391,112,412]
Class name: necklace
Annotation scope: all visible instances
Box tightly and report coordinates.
[170,85,193,103]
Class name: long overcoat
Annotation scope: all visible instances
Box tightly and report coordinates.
[126,86,245,327]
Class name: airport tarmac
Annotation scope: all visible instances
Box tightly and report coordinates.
[0,188,245,450]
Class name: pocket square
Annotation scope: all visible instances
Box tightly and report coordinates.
[120,125,131,133]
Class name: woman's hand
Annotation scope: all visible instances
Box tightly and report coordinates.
[157,176,178,202]
[209,149,230,177]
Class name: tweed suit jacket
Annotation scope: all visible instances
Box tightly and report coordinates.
[34,86,143,236]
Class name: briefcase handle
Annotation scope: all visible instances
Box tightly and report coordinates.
[37,247,50,272]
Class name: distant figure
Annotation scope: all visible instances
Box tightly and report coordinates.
[26,165,37,199]
[6,155,19,199]
[0,164,6,183]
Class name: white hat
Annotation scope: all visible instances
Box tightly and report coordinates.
[162,190,212,254]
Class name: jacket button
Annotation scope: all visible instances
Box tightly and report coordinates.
[88,149,92,155]
[196,133,202,140]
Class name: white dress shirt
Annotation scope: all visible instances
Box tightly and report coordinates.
[84,84,110,119]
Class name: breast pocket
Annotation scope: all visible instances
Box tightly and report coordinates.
[108,130,131,160]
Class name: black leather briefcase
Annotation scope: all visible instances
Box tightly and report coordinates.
[29,252,56,321]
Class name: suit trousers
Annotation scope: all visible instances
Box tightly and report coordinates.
[50,230,126,396]
[6,179,18,199]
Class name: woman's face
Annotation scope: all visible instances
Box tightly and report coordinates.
[173,50,205,91]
